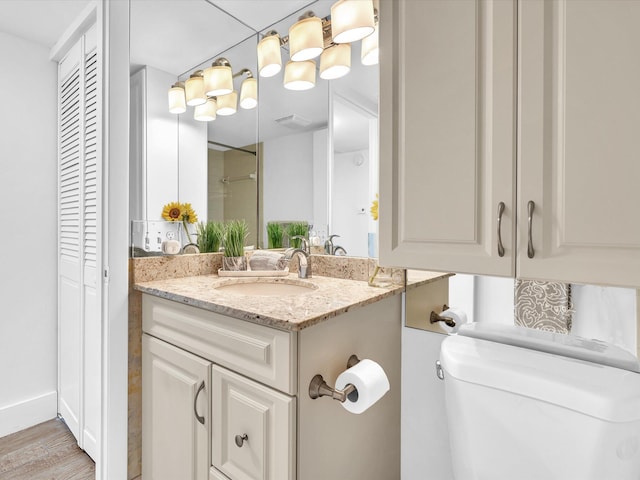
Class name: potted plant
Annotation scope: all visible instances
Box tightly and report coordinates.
[222,219,249,270]
[287,221,308,249]
[266,222,285,249]
[196,221,224,253]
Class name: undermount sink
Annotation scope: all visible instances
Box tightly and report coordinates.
[215,279,318,296]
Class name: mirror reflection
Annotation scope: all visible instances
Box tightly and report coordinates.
[129,0,379,256]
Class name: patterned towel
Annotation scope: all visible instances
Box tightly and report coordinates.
[514,280,573,334]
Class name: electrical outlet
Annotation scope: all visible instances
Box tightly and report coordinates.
[166,231,175,240]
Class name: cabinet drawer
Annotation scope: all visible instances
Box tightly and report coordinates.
[143,295,297,394]
[211,365,296,480]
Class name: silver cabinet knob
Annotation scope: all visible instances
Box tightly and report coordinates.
[235,433,248,448]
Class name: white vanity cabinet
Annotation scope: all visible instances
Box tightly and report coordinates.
[211,366,295,480]
[142,335,211,480]
[379,0,640,287]
[141,291,401,480]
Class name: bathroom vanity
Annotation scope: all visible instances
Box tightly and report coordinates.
[135,271,447,480]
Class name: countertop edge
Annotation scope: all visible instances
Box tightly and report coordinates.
[134,280,404,332]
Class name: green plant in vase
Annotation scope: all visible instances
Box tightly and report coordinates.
[287,221,308,249]
[222,219,249,270]
[266,222,285,249]
[196,221,224,253]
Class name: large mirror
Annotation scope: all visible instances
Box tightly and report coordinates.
[129,0,379,256]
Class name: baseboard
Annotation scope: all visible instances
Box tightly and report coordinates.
[0,391,58,438]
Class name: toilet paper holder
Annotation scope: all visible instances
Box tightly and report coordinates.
[430,304,456,328]
[309,355,360,402]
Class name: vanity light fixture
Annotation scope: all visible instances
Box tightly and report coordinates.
[283,60,316,91]
[216,91,238,116]
[331,0,375,44]
[194,97,217,122]
[257,32,283,78]
[289,12,324,61]
[320,43,351,80]
[239,73,258,109]
[185,70,206,106]
[168,82,186,114]
[360,24,379,65]
[204,57,233,96]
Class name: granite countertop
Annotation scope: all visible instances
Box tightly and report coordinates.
[134,271,450,331]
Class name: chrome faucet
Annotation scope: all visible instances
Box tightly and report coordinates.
[291,235,310,254]
[324,234,339,254]
[324,234,347,256]
[333,245,347,256]
[286,248,312,279]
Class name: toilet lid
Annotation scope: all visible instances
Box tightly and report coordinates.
[456,323,640,372]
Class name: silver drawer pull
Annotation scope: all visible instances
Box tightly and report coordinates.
[497,202,505,257]
[193,381,205,425]
[527,200,535,259]
[235,433,248,447]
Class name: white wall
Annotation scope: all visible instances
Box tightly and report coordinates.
[312,129,328,236]
[262,131,314,241]
[571,284,638,356]
[0,31,58,436]
[332,149,370,257]
[401,327,454,480]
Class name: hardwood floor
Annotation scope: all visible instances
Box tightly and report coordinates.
[0,418,95,480]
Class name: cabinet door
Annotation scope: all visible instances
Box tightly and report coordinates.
[379,0,517,276]
[143,334,211,480]
[518,0,640,287]
[212,365,295,480]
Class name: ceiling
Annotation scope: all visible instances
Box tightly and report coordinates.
[0,0,378,152]
[130,0,318,76]
[0,0,91,48]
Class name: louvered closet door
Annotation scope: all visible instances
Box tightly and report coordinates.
[57,25,101,461]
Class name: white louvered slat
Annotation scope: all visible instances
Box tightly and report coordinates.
[83,51,98,267]
[59,68,81,261]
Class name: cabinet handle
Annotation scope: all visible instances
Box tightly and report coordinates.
[193,381,205,425]
[497,202,506,257]
[235,433,248,448]
[527,200,535,259]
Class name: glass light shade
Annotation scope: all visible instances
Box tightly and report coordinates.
[283,60,316,91]
[194,97,217,122]
[185,74,206,106]
[203,65,233,96]
[289,16,324,61]
[361,24,379,65]
[168,84,186,114]
[257,34,282,77]
[216,91,237,116]
[320,43,351,80]
[240,78,258,109]
[331,0,375,43]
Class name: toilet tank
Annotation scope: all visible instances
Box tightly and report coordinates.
[440,323,640,480]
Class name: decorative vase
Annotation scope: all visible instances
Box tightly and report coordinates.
[222,256,247,271]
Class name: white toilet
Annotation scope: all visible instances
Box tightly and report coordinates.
[439,323,640,480]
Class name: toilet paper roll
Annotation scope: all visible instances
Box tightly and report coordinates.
[438,307,468,334]
[334,359,390,414]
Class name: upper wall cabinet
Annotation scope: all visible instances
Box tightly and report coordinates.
[379,0,517,277]
[380,0,640,288]
[517,0,640,287]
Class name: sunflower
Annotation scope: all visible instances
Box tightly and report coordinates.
[161,201,199,246]
[370,194,379,221]
[161,202,185,222]
[181,203,198,224]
